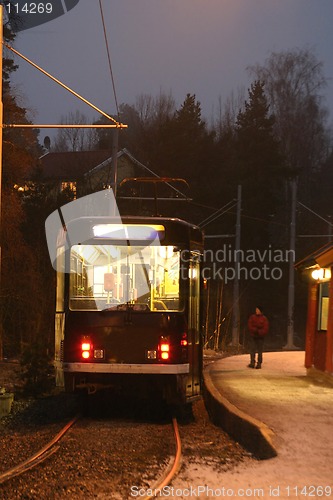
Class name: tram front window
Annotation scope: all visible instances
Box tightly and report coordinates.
[69,244,181,311]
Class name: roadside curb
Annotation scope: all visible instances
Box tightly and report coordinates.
[203,363,278,460]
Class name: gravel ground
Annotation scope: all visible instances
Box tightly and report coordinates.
[0,360,251,500]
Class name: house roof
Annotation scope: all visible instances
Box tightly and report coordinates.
[39,148,155,181]
[38,148,189,199]
[296,241,333,271]
[39,150,113,180]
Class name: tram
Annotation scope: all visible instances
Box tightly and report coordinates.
[53,215,204,405]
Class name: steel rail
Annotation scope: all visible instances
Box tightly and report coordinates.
[142,417,182,500]
[0,415,79,484]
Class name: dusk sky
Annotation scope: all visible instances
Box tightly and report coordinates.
[8,0,333,144]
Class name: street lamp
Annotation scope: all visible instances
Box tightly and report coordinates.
[311,268,331,281]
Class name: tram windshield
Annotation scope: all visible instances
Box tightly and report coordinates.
[69,244,181,311]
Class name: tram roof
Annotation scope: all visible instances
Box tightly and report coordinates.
[62,216,203,246]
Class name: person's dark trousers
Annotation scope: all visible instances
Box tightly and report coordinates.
[250,337,265,365]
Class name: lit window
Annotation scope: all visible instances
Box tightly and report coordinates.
[61,181,77,198]
[318,282,329,331]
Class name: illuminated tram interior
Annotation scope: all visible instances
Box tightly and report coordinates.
[69,244,180,312]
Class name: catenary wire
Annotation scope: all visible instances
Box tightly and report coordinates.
[99,0,120,119]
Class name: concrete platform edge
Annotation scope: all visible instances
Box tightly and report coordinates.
[203,363,278,460]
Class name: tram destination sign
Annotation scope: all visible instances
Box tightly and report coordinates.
[2,1,81,32]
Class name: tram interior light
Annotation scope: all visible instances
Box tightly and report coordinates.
[189,267,198,279]
[159,246,174,259]
[92,224,165,240]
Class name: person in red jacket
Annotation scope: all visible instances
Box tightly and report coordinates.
[247,306,269,369]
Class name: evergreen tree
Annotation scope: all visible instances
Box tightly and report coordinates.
[235,81,285,248]
[2,25,40,185]
[1,20,46,358]
[157,94,215,195]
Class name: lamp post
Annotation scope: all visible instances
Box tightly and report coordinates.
[232,185,241,346]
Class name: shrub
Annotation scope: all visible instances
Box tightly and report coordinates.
[20,343,55,397]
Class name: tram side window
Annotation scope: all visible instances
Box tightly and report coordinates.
[69,244,181,311]
[56,247,65,312]
[189,258,201,343]
[149,246,181,311]
[70,255,89,297]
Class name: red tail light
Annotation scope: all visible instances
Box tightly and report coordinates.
[180,333,188,346]
[158,337,170,361]
[160,347,169,360]
[180,332,188,362]
[81,337,92,359]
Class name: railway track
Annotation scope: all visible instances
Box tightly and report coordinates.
[0,413,182,498]
[0,415,79,485]
[142,417,182,500]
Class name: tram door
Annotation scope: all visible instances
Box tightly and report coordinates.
[187,254,202,399]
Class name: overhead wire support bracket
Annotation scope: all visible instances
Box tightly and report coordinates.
[2,41,127,130]
[4,124,125,129]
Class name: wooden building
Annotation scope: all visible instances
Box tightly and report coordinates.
[34,148,189,218]
[296,243,333,379]
[38,148,153,198]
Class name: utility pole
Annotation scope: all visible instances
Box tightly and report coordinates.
[284,179,297,350]
[328,215,332,242]
[0,5,3,360]
[232,185,241,346]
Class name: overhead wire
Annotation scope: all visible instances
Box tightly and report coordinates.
[298,201,333,227]
[96,3,291,230]
[199,200,237,229]
[192,198,287,229]
[98,0,120,119]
